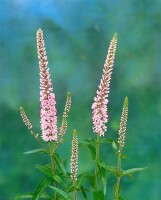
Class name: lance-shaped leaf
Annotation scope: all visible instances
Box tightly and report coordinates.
[23,148,48,155]
[121,167,146,177]
[49,186,71,200]
[32,178,52,200]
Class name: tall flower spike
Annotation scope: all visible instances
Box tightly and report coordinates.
[92,33,117,136]
[20,107,32,130]
[71,129,78,182]
[59,92,71,136]
[118,97,128,154]
[37,29,58,142]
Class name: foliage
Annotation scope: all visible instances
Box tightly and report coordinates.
[15,30,145,200]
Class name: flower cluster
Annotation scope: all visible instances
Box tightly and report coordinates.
[59,92,71,136]
[37,29,57,142]
[92,34,117,136]
[20,107,32,130]
[70,129,78,181]
[118,97,128,153]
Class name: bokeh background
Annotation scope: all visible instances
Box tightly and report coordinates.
[1,0,161,199]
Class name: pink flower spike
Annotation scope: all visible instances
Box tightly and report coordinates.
[37,29,58,142]
[92,33,117,136]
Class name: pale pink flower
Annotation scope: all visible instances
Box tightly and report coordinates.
[37,29,57,142]
[92,34,117,136]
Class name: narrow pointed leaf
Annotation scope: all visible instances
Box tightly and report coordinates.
[49,186,71,200]
[53,153,66,175]
[106,166,120,177]
[97,161,107,195]
[100,138,114,144]
[53,175,67,187]
[76,176,85,189]
[15,193,33,199]
[85,174,95,189]
[112,141,118,150]
[35,164,52,176]
[87,144,96,159]
[23,148,48,155]
[121,167,146,177]
[79,138,96,146]
[80,186,87,199]
[32,178,51,200]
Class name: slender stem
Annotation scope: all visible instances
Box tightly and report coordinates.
[53,136,63,152]
[95,134,100,192]
[49,142,58,200]
[73,180,77,200]
[114,154,121,200]
[29,129,48,152]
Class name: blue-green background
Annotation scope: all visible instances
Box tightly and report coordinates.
[1,0,161,199]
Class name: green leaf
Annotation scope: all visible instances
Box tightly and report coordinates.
[87,144,96,159]
[35,164,52,176]
[121,167,146,177]
[53,175,67,187]
[97,161,107,195]
[75,173,88,189]
[85,174,95,189]
[106,166,119,177]
[80,186,87,200]
[32,178,51,200]
[79,138,96,146]
[54,153,66,175]
[100,138,114,144]
[97,161,107,170]
[49,186,71,200]
[23,148,48,155]
[65,185,75,193]
[93,191,104,200]
[15,192,52,199]
[112,141,118,151]
[120,154,128,159]
[15,193,33,199]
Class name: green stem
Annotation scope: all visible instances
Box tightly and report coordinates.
[49,142,58,200]
[73,180,77,200]
[30,129,48,152]
[114,154,121,200]
[95,134,100,192]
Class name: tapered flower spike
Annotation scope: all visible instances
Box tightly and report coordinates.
[37,29,58,142]
[92,33,117,136]
[59,92,71,136]
[71,129,78,182]
[20,107,32,130]
[118,97,128,154]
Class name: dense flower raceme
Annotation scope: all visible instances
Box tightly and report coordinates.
[118,97,128,154]
[71,129,78,182]
[37,29,58,142]
[20,107,32,130]
[59,92,71,136]
[92,34,117,136]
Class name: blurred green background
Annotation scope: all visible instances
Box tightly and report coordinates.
[1,0,161,199]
